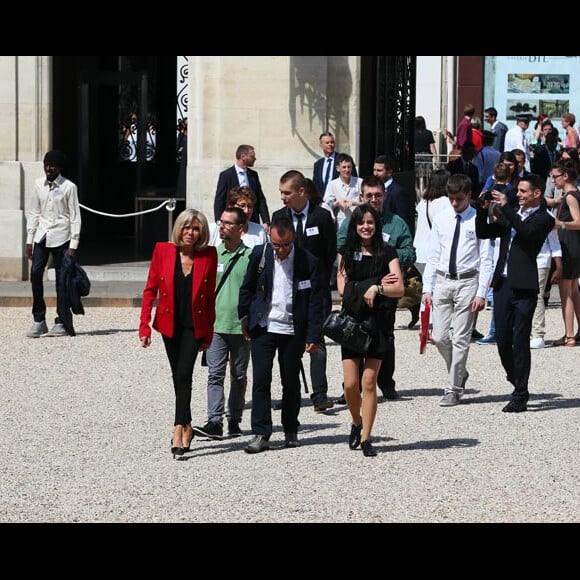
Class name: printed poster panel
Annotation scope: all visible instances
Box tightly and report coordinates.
[484,56,580,138]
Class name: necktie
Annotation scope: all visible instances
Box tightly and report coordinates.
[324,158,333,189]
[295,212,305,247]
[449,214,461,276]
[238,171,248,187]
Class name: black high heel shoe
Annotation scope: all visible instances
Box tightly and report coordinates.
[183,426,194,452]
[349,423,362,450]
[408,304,420,329]
[171,429,185,459]
[171,439,185,459]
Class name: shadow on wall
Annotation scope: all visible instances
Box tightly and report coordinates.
[289,56,353,159]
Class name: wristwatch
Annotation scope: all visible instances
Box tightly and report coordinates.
[560,221,566,230]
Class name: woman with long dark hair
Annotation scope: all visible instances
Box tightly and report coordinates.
[337,204,404,456]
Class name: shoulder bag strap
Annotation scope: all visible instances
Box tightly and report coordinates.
[215,250,244,296]
[426,200,432,229]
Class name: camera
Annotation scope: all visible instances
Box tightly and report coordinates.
[482,190,493,201]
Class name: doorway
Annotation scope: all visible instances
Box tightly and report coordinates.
[52,56,180,263]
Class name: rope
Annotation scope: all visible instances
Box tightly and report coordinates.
[79,198,177,218]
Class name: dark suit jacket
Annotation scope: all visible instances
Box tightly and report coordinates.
[271,204,337,280]
[475,203,554,291]
[446,158,482,196]
[214,165,270,225]
[312,153,358,196]
[238,243,323,344]
[383,179,414,233]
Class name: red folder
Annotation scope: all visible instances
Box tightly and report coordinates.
[420,302,430,354]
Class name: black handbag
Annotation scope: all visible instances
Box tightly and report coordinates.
[322,309,373,354]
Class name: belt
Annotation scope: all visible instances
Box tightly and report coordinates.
[436,269,478,281]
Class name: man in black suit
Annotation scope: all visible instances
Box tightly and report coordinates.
[447,142,482,197]
[239,216,323,453]
[373,154,415,234]
[312,131,357,196]
[475,173,555,412]
[214,144,270,227]
[272,170,337,412]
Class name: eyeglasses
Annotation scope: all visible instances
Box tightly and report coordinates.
[235,203,253,210]
[271,242,293,250]
[550,173,564,179]
[217,219,240,227]
[363,193,383,200]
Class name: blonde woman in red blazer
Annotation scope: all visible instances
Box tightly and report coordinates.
[140,209,217,458]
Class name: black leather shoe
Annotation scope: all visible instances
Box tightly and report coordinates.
[284,433,300,448]
[502,399,528,413]
[244,435,270,454]
[361,439,377,457]
[349,423,362,449]
[335,394,346,405]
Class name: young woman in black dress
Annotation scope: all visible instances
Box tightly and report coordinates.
[336,204,404,456]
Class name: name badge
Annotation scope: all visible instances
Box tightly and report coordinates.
[354,252,363,261]
[52,188,62,197]
[382,232,391,243]
[306,226,319,237]
[217,263,225,273]
[466,230,476,240]
[298,280,311,290]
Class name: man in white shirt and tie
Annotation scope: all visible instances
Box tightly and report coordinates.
[422,174,493,407]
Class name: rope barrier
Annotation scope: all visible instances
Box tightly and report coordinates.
[79,198,177,218]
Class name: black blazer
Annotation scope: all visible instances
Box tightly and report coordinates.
[312,153,358,196]
[383,179,414,232]
[271,204,337,280]
[446,158,482,196]
[475,203,555,291]
[238,243,323,343]
[214,165,270,225]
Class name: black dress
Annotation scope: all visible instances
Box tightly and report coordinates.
[558,189,580,279]
[341,245,398,360]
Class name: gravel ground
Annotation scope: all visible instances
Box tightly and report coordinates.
[1,306,578,523]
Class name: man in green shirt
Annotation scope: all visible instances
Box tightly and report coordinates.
[192,207,252,439]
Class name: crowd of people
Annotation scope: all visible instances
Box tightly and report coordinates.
[25,107,580,459]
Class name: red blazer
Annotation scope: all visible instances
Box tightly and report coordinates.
[139,242,217,345]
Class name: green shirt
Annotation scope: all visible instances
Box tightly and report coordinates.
[214,242,251,334]
[337,211,416,267]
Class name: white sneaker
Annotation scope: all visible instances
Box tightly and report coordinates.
[27,320,48,338]
[45,322,68,337]
[530,337,546,349]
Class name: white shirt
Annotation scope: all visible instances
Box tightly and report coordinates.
[26,174,81,249]
[268,247,295,335]
[504,125,531,171]
[423,204,492,298]
[322,176,362,228]
[537,228,562,269]
[414,196,452,264]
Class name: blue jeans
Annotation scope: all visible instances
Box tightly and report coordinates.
[309,285,332,405]
[205,333,250,424]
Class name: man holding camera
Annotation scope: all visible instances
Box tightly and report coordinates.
[475,173,554,412]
